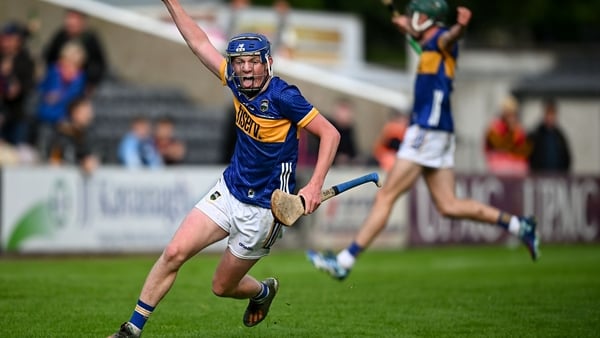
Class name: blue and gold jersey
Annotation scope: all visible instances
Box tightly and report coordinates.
[219,60,319,208]
[412,28,458,132]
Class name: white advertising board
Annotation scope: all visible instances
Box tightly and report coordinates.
[1,166,227,253]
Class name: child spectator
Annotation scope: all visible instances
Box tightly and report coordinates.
[154,116,186,165]
[47,96,99,175]
[118,116,163,169]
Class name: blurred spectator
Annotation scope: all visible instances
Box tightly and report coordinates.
[225,0,251,39]
[0,139,39,165]
[330,97,358,165]
[272,0,291,54]
[47,96,99,175]
[0,140,19,165]
[484,95,531,175]
[34,41,87,157]
[43,8,107,94]
[527,98,572,173]
[118,116,163,169]
[372,108,408,172]
[154,115,186,165]
[0,21,35,146]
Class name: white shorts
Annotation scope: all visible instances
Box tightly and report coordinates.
[195,177,283,260]
[397,125,455,168]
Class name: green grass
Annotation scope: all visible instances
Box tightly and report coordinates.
[1,245,599,337]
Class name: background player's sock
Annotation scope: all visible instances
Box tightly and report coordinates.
[497,212,521,235]
[337,242,363,269]
[508,216,521,235]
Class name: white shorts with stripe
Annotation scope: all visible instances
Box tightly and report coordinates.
[397,125,455,168]
[195,177,283,260]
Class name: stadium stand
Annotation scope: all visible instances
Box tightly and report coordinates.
[91,76,225,165]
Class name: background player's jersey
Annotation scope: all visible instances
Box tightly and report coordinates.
[412,28,458,132]
[219,61,318,208]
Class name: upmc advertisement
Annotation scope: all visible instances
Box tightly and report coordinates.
[409,175,600,245]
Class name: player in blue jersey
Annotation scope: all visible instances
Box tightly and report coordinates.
[308,0,540,281]
[108,1,340,337]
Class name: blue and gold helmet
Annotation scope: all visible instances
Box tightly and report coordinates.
[226,33,271,63]
[225,33,273,97]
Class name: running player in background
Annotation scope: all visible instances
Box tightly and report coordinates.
[308,0,539,281]
[108,0,340,336]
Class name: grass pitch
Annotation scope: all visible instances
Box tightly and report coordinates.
[1,244,599,337]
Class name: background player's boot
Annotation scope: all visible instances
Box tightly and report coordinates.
[107,322,141,338]
[243,277,279,327]
[518,216,540,261]
[307,250,349,280]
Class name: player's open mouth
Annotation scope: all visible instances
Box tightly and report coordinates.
[242,76,254,86]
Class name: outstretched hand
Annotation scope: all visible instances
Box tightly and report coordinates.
[456,7,472,26]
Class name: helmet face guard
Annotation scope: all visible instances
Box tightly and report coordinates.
[226,33,273,97]
[407,0,448,32]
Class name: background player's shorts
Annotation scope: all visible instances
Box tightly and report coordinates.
[195,177,283,260]
[397,125,455,168]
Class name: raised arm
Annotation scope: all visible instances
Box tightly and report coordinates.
[439,6,471,50]
[161,0,224,77]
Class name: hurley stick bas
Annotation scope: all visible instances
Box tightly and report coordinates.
[271,172,382,226]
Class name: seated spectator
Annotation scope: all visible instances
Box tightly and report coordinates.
[372,108,408,172]
[527,98,572,174]
[154,115,186,165]
[0,21,35,146]
[34,41,87,158]
[484,95,531,175]
[43,8,107,94]
[118,116,163,169]
[47,97,99,175]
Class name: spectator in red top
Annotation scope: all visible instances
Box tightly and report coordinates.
[484,95,531,175]
[372,108,408,172]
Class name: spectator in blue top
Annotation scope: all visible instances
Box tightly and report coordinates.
[34,41,87,159]
[118,116,163,169]
[36,41,87,125]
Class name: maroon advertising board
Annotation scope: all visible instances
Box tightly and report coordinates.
[408,175,600,245]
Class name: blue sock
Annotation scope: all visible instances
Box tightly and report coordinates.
[129,299,155,330]
[496,211,511,230]
[347,241,363,257]
[251,282,269,301]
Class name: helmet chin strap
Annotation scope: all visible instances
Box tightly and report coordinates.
[411,12,434,32]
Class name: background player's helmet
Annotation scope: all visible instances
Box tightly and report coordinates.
[225,33,273,96]
[407,0,448,32]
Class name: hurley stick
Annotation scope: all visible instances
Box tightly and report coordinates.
[271,172,382,226]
